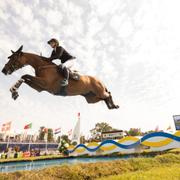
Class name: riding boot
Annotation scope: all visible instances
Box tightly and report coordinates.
[61,66,69,86]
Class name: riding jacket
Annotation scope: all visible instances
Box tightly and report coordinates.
[49,46,75,63]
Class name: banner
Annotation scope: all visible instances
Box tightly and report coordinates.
[173,115,180,130]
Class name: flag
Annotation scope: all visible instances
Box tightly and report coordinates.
[24,123,32,130]
[1,121,12,132]
[54,127,61,134]
[68,129,72,136]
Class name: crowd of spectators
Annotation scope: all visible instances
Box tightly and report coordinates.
[0,147,42,159]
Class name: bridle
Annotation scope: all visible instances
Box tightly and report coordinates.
[8,53,23,72]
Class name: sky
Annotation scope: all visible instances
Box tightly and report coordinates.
[0,0,180,136]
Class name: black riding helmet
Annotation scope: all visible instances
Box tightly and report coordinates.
[47,38,59,46]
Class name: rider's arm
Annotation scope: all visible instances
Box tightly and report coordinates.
[49,47,64,61]
[49,50,58,61]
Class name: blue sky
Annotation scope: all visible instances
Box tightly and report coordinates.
[0,0,180,136]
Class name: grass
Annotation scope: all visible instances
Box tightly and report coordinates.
[0,153,180,180]
[98,164,180,180]
[168,148,180,153]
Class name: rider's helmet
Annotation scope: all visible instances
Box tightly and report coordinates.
[47,38,59,46]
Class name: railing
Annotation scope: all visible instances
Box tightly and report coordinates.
[0,161,49,173]
[0,142,59,152]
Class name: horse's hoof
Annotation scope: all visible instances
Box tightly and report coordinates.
[111,105,119,109]
[14,94,19,100]
[12,92,19,100]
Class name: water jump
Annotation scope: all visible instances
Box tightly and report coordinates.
[1,42,119,110]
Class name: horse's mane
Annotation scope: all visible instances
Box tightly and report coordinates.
[24,52,56,66]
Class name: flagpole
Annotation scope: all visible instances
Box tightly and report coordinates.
[78,112,80,144]
[45,129,48,155]
[28,141,31,152]
[58,130,61,148]
[6,129,10,149]
[25,129,28,142]
[46,133,48,154]
[28,130,31,152]
[6,122,12,150]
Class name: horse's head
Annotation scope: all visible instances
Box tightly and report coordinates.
[2,45,25,75]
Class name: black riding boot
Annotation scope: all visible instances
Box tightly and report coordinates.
[61,66,69,86]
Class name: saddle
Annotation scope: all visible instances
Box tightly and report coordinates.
[69,69,80,81]
[58,66,80,81]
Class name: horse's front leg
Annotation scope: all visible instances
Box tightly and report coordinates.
[21,74,47,92]
[10,75,46,100]
[10,78,25,100]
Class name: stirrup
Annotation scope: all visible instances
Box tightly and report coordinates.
[61,79,68,86]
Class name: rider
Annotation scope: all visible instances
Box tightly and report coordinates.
[47,38,75,86]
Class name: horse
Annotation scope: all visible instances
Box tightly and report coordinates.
[1,45,119,109]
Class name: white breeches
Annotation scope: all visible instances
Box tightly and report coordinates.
[62,59,76,70]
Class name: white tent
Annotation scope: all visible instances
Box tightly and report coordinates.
[71,114,81,144]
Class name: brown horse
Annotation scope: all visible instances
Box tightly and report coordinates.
[2,45,119,109]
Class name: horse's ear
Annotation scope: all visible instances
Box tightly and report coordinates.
[17,45,23,52]
[11,50,15,53]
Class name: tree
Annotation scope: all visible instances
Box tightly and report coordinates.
[57,136,61,143]
[90,122,114,140]
[39,126,45,140]
[47,128,54,142]
[58,134,71,156]
[71,141,77,146]
[58,139,69,156]
[61,135,71,144]
[80,135,86,144]
[126,128,142,136]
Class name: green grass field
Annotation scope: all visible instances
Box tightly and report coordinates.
[0,152,180,180]
[98,165,180,180]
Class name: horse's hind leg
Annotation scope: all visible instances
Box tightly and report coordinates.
[91,80,119,109]
[84,96,101,104]
[104,92,119,109]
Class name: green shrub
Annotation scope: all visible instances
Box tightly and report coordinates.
[0,153,180,180]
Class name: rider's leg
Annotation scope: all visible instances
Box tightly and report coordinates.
[62,66,69,86]
[60,60,74,86]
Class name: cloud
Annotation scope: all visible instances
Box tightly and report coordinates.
[1,0,180,135]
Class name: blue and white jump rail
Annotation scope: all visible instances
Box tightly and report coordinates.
[68,131,180,156]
